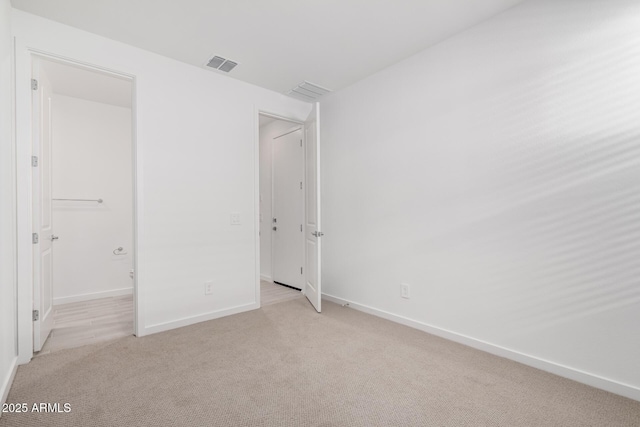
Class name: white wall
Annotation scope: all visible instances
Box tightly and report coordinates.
[52,94,133,304]
[321,0,640,399]
[12,9,311,359]
[0,0,17,406]
[259,119,298,281]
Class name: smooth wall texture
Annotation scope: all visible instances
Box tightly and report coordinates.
[12,10,311,343]
[0,0,16,405]
[259,119,298,281]
[321,0,640,396]
[52,95,133,304]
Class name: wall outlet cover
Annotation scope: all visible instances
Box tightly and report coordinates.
[205,281,214,295]
[230,212,241,225]
[401,283,410,299]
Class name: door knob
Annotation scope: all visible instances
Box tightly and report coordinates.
[50,235,59,241]
[272,226,277,231]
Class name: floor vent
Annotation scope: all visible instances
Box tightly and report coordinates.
[287,81,331,102]
[206,55,238,73]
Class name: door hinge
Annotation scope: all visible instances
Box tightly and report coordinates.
[31,79,38,90]
[32,310,39,321]
[300,139,302,147]
[300,224,302,232]
[300,181,302,189]
[32,233,39,244]
[31,156,38,167]
[301,267,303,275]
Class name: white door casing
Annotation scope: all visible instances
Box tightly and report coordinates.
[304,103,321,312]
[272,127,304,289]
[32,59,55,351]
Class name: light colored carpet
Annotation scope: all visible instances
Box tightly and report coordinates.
[1,298,639,426]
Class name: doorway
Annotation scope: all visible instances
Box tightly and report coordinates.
[264,118,304,289]
[259,114,304,305]
[257,106,322,312]
[31,56,135,355]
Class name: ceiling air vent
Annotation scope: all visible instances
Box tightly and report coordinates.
[206,55,238,73]
[218,60,238,73]
[287,81,331,102]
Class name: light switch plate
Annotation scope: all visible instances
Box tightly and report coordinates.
[230,212,241,225]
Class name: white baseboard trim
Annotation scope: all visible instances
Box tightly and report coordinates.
[53,287,133,305]
[1,356,18,409]
[260,275,273,282]
[140,302,260,336]
[322,293,640,402]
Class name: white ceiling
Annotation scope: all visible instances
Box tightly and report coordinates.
[41,59,132,108]
[13,0,524,97]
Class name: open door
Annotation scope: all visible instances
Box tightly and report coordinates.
[32,58,55,352]
[304,103,322,312]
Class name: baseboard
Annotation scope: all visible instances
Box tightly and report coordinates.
[260,275,273,282]
[0,356,18,410]
[140,302,260,336]
[53,287,133,305]
[321,293,640,402]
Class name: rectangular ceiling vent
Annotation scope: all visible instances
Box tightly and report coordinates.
[206,55,238,73]
[287,81,331,102]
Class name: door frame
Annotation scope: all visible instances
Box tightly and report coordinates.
[15,47,140,364]
[254,109,308,306]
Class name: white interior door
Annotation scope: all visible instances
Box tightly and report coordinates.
[272,127,304,289]
[32,59,55,352]
[304,103,322,312]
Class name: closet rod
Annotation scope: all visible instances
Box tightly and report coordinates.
[53,198,103,203]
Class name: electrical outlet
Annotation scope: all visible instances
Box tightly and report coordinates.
[401,283,410,299]
[230,212,241,225]
[205,281,214,295]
